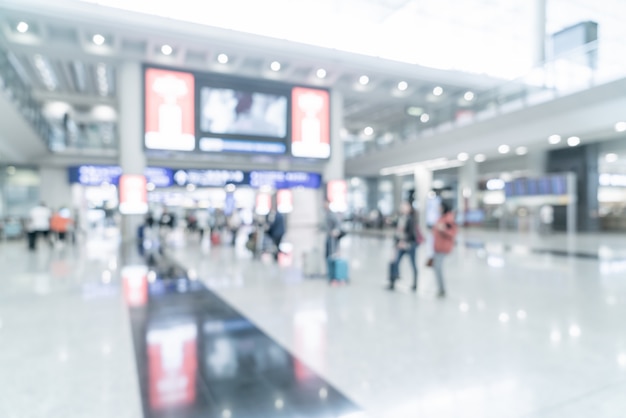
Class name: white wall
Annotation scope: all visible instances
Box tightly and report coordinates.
[39,167,72,211]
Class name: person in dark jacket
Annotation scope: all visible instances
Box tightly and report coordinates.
[388,201,420,291]
[266,209,286,262]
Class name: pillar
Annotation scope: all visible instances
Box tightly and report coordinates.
[323,91,344,183]
[118,61,146,243]
[414,164,433,231]
[532,0,547,66]
[365,178,378,211]
[457,159,478,219]
[392,175,403,213]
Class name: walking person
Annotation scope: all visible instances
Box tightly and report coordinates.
[387,201,421,291]
[266,208,286,262]
[432,203,458,298]
[27,201,52,251]
[323,200,341,260]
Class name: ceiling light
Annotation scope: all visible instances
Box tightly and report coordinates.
[359,75,369,85]
[550,330,562,343]
[16,21,29,33]
[615,122,626,132]
[217,53,229,64]
[517,310,527,320]
[92,34,105,46]
[548,134,561,144]
[498,145,510,154]
[433,86,444,96]
[270,61,281,71]
[316,68,327,79]
[499,313,510,323]
[161,44,173,56]
[569,324,581,338]
[606,153,619,163]
[457,152,469,161]
[464,91,475,101]
[363,126,374,136]
[515,146,528,155]
[474,154,486,163]
[420,113,430,123]
[397,81,408,91]
[146,183,156,192]
[618,353,626,367]
[406,106,423,116]
[567,136,581,147]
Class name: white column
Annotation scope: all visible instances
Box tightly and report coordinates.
[392,175,403,213]
[39,167,72,211]
[413,164,433,231]
[118,61,146,242]
[457,159,479,218]
[532,0,547,66]
[323,91,344,183]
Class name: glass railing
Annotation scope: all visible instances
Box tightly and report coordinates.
[0,48,118,153]
[346,40,623,158]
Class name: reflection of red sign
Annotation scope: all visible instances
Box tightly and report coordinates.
[122,266,148,307]
[255,193,272,216]
[276,189,293,213]
[293,310,327,381]
[119,175,148,215]
[327,180,347,213]
[145,68,195,151]
[291,87,330,159]
[148,324,198,410]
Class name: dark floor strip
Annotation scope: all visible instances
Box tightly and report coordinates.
[124,251,363,418]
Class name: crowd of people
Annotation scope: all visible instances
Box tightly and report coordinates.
[26,202,75,250]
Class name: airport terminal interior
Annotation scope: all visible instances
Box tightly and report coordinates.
[1,0,626,417]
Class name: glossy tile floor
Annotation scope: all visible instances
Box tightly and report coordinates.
[2,228,626,417]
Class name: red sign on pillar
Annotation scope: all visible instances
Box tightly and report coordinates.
[276,189,293,213]
[255,193,272,216]
[119,174,148,215]
[327,180,347,213]
[121,266,148,307]
[145,68,196,151]
[291,87,330,159]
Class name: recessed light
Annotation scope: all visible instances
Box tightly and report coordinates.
[457,152,469,161]
[92,34,105,46]
[161,44,173,56]
[474,154,486,163]
[406,106,423,116]
[498,145,510,154]
[433,86,444,96]
[615,122,626,132]
[270,61,281,71]
[363,126,374,136]
[316,68,327,79]
[515,146,528,155]
[420,113,430,123]
[567,136,581,147]
[17,21,29,33]
[217,53,229,64]
[569,324,581,338]
[606,153,619,163]
[548,134,561,144]
[397,81,408,91]
[359,75,370,85]
[464,91,475,101]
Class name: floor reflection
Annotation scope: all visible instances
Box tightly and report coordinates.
[126,255,363,418]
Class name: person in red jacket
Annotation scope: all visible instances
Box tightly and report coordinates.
[432,203,458,298]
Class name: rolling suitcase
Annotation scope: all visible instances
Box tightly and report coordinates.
[328,257,349,283]
[303,248,324,278]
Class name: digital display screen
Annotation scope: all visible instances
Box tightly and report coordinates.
[199,87,287,139]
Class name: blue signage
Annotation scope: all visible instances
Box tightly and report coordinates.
[199,138,287,155]
[69,166,321,189]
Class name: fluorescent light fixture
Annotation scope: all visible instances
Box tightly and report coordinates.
[474,153,487,163]
[161,44,173,56]
[498,145,510,154]
[464,91,475,101]
[486,179,505,190]
[433,86,443,96]
[380,158,463,176]
[548,134,561,144]
[397,81,408,91]
[457,152,469,161]
[92,34,105,46]
[605,153,618,163]
[217,53,229,63]
[515,146,528,155]
[316,68,327,78]
[359,75,369,85]
[17,21,29,33]
[363,126,374,136]
[406,106,423,116]
[567,136,581,147]
[270,61,281,71]
[615,121,626,132]
[420,113,430,123]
